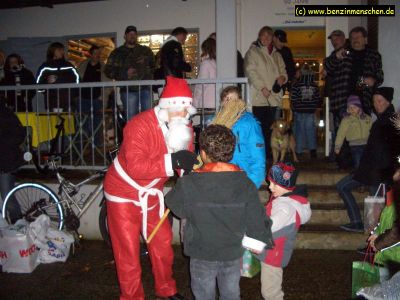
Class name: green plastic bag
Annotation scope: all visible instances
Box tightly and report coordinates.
[374,204,400,265]
[351,261,380,298]
[241,249,261,278]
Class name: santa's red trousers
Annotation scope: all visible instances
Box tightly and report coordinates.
[107,200,177,300]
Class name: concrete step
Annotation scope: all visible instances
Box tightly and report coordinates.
[296,170,348,186]
[296,224,367,250]
[309,207,350,225]
[259,185,367,206]
[305,185,367,205]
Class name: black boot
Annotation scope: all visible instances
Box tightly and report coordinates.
[165,293,187,300]
[310,149,317,159]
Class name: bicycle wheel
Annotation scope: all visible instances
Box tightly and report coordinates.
[99,200,111,248]
[2,183,65,230]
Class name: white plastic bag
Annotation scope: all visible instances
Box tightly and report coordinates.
[29,214,74,264]
[37,228,74,264]
[364,184,386,232]
[0,221,40,273]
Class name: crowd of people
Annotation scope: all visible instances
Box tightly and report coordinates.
[0,22,399,300]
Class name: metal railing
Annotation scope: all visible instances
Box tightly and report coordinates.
[0,78,250,170]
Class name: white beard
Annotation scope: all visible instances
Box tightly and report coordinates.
[166,117,191,152]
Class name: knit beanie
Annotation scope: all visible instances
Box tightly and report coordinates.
[347,95,363,109]
[373,87,394,103]
[268,162,298,190]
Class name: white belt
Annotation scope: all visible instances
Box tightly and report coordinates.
[105,157,163,240]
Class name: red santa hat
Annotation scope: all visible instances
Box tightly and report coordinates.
[158,76,197,115]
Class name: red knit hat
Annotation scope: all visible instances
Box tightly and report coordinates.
[159,76,195,112]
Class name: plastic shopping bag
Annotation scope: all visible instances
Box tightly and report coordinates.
[37,228,74,263]
[30,215,74,264]
[374,202,400,265]
[241,249,261,278]
[351,261,380,298]
[0,221,40,273]
[364,183,386,233]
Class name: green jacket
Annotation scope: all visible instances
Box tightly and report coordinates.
[104,44,155,88]
[335,114,372,149]
[165,162,273,261]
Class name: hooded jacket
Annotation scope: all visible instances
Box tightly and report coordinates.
[335,114,372,148]
[230,112,266,188]
[258,185,311,268]
[244,41,287,107]
[165,162,274,261]
[291,71,322,113]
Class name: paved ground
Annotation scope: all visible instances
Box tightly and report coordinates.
[0,240,361,300]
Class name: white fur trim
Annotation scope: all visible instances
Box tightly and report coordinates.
[158,96,193,109]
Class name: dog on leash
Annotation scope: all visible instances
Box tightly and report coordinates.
[270,119,298,164]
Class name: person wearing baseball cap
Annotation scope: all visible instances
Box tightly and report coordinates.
[273,29,296,85]
[327,29,346,51]
[104,25,155,121]
[125,25,137,34]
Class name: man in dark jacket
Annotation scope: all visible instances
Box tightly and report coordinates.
[273,29,296,90]
[324,27,383,118]
[105,25,155,121]
[158,27,192,79]
[166,124,273,300]
[0,98,25,221]
[337,87,400,232]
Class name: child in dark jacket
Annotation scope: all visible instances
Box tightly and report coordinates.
[166,124,273,300]
[259,162,312,300]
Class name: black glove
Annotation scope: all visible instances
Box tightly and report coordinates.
[171,150,198,171]
[272,80,281,93]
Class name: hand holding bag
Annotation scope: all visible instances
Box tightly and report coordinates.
[240,249,261,278]
[352,245,380,298]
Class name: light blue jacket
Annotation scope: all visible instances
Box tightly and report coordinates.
[230,112,266,188]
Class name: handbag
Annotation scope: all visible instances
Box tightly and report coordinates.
[364,183,386,232]
[240,249,261,278]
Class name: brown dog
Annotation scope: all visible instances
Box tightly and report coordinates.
[270,119,298,164]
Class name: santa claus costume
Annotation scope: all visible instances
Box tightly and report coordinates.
[104,76,196,300]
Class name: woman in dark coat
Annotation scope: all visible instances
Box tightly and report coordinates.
[1,53,35,111]
[0,98,25,221]
[36,42,79,110]
[336,87,400,232]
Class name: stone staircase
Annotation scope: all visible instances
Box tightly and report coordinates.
[259,160,369,250]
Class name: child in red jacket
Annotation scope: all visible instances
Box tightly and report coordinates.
[259,163,312,300]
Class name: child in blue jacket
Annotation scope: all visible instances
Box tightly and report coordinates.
[220,86,266,188]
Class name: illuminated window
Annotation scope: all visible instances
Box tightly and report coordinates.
[138,30,199,79]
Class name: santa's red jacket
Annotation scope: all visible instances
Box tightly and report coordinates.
[104,108,193,235]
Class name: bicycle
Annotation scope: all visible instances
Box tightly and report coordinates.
[1,154,112,246]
